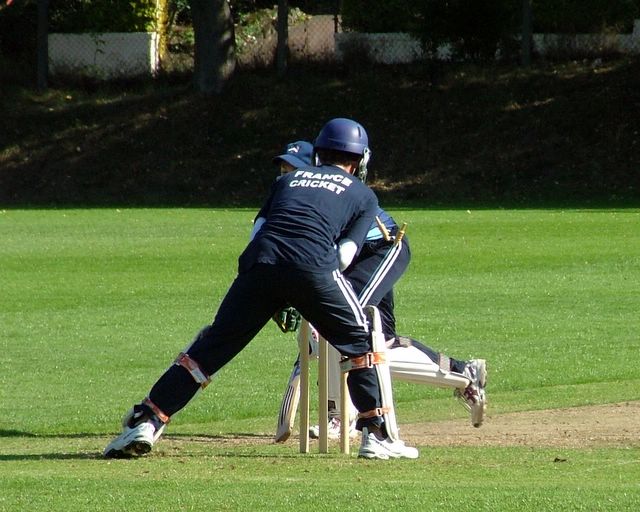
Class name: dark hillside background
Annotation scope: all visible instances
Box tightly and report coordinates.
[1,58,639,207]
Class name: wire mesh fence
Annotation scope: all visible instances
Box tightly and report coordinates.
[161,12,339,73]
[49,14,640,80]
[532,19,640,60]
[3,2,640,85]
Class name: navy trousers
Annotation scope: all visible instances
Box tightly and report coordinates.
[148,263,384,428]
[344,237,411,339]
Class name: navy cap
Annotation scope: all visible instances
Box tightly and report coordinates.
[272,140,313,169]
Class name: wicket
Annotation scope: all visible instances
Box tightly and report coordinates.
[298,319,351,454]
[297,223,408,454]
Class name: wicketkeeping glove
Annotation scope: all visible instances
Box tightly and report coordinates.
[272,306,301,333]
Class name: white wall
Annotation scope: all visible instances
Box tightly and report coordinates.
[48,32,159,79]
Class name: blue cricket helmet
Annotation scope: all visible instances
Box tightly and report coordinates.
[272,140,313,168]
[314,118,371,182]
[314,118,369,156]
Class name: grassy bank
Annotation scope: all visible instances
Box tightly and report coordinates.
[2,58,639,207]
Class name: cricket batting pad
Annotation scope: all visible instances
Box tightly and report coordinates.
[327,343,357,422]
[365,304,401,442]
[275,355,301,443]
[389,344,470,389]
[275,319,321,443]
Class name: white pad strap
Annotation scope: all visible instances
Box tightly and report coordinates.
[438,353,451,372]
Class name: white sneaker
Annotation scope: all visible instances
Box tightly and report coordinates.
[358,427,419,460]
[103,421,157,458]
[122,407,166,442]
[309,417,358,440]
[454,358,487,428]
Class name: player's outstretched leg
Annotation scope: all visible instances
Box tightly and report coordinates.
[454,359,487,428]
[105,334,213,458]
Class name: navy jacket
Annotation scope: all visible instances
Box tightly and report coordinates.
[239,164,378,273]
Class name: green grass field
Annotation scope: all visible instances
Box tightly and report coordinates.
[1,208,639,511]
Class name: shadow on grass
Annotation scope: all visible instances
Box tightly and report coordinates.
[0,453,102,461]
[2,60,639,208]
[0,430,326,461]
[0,429,109,438]
[0,430,271,440]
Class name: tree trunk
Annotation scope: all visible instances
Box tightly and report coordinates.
[521,0,533,67]
[276,0,288,76]
[156,0,170,72]
[36,0,49,90]
[190,0,236,95]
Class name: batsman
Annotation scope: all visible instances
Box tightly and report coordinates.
[271,140,487,444]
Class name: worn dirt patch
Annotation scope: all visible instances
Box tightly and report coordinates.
[164,401,638,450]
[403,401,639,448]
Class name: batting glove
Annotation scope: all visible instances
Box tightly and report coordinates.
[272,306,301,333]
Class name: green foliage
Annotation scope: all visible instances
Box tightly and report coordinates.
[234,6,309,54]
[166,3,311,58]
[234,6,278,53]
[341,0,418,33]
[2,60,639,205]
[49,0,156,33]
[412,0,521,61]
[169,0,191,25]
[532,0,640,33]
